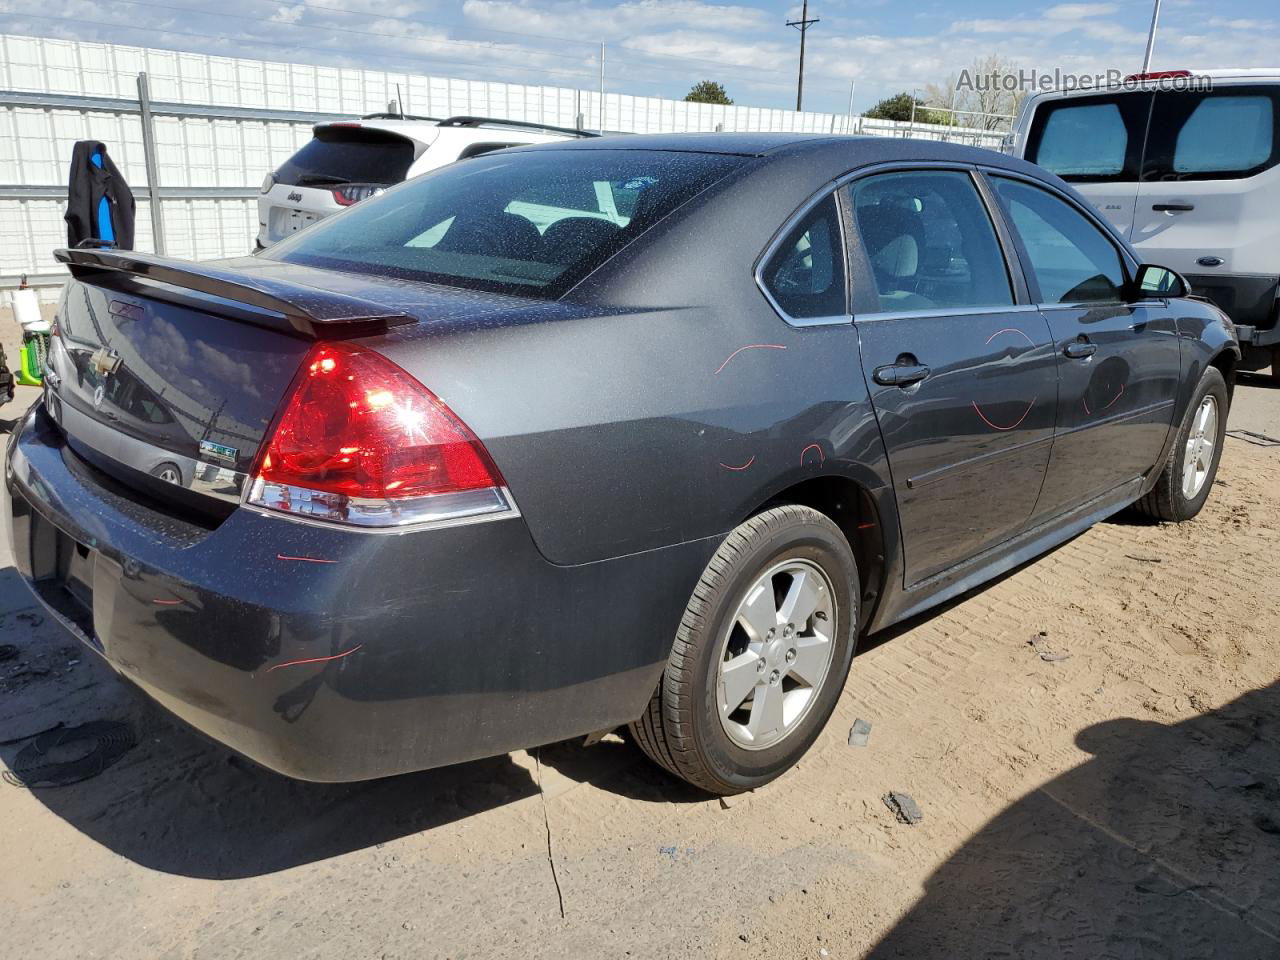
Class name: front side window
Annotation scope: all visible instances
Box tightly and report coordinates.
[266,149,746,298]
[851,169,1013,313]
[1026,93,1152,183]
[759,193,846,320]
[993,177,1127,304]
[1144,88,1280,180]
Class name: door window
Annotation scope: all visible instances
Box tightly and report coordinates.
[850,170,1013,313]
[759,193,847,320]
[1143,88,1280,181]
[1026,93,1152,183]
[993,177,1128,304]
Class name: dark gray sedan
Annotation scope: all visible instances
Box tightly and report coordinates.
[6,133,1237,794]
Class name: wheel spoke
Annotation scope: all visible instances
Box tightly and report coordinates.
[779,569,822,627]
[720,652,760,715]
[788,635,829,688]
[737,582,778,642]
[746,681,784,742]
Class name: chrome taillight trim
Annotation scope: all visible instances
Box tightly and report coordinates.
[244,478,519,529]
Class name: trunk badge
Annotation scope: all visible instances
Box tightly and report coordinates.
[199,440,239,465]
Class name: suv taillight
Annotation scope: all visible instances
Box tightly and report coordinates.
[246,342,515,527]
[332,184,385,206]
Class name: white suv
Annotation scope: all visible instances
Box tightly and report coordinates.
[1008,69,1280,379]
[256,115,587,250]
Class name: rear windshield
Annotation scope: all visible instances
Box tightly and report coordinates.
[274,126,417,188]
[263,148,747,298]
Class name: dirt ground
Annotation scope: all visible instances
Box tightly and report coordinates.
[1,375,1278,960]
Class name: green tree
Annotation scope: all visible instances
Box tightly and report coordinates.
[684,80,733,105]
[864,92,944,124]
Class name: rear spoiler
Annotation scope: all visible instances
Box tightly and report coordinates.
[54,248,414,338]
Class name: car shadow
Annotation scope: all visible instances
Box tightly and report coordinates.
[1237,370,1277,391]
[867,680,1280,957]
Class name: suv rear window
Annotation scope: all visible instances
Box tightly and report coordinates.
[274,126,416,188]
[1026,93,1152,182]
[265,149,747,298]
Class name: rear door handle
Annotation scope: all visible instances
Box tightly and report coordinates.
[873,362,931,387]
[1063,341,1097,360]
[1152,203,1194,212]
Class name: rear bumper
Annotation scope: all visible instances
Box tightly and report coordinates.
[1185,273,1278,331]
[5,404,711,781]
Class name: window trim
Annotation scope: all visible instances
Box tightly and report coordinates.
[754,187,852,327]
[838,161,1029,320]
[978,167,1140,309]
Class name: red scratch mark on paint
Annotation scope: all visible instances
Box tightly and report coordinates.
[277,554,339,564]
[267,644,364,673]
[986,327,1036,347]
[1082,382,1124,417]
[714,343,787,375]
[856,521,877,530]
[152,598,184,606]
[972,399,1035,432]
[800,443,825,466]
[719,456,756,471]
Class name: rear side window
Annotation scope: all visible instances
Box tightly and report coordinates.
[265,149,746,298]
[274,127,416,188]
[1026,93,1152,182]
[851,169,1012,313]
[1144,88,1280,181]
[993,177,1127,304]
[760,194,846,320]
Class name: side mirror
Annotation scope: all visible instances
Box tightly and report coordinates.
[1132,263,1189,300]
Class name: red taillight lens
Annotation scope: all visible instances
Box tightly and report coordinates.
[247,342,513,527]
[331,185,384,206]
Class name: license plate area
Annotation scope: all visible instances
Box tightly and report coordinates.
[28,508,98,647]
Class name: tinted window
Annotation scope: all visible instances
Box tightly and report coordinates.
[760,194,846,319]
[1026,93,1152,183]
[994,178,1127,303]
[851,170,1012,313]
[274,127,416,187]
[266,149,746,298]
[1144,88,1280,180]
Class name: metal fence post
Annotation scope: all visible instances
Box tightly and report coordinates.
[137,72,166,255]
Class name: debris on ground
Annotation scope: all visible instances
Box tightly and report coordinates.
[847,718,872,747]
[1028,631,1071,663]
[1125,554,1163,563]
[2,721,137,788]
[883,792,923,825]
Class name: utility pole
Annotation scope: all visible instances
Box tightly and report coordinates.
[1141,0,1162,72]
[787,0,819,112]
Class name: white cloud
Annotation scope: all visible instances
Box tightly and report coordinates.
[1045,4,1118,20]
[461,0,768,39]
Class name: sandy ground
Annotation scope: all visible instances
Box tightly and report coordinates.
[0,376,1277,960]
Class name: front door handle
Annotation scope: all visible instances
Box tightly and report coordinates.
[1063,340,1097,360]
[873,362,931,387]
[1152,203,1194,212]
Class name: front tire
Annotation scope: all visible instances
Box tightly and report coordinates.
[1135,366,1228,522]
[631,505,859,795]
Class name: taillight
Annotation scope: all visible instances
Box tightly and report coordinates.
[246,342,515,528]
[332,184,385,206]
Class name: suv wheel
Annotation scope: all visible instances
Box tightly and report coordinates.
[630,505,859,795]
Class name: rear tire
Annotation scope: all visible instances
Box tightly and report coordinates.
[630,505,859,795]
[1134,366,1228,522]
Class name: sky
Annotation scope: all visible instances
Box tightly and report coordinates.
[0,0,1277,114]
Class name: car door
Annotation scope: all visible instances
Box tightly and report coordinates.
[1022,91,1153,239]
[986,173,1182,521]
[847,167,1058,586]
[1132,85,1280,317]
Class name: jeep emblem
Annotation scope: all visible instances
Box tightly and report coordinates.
[287,191,303,203]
